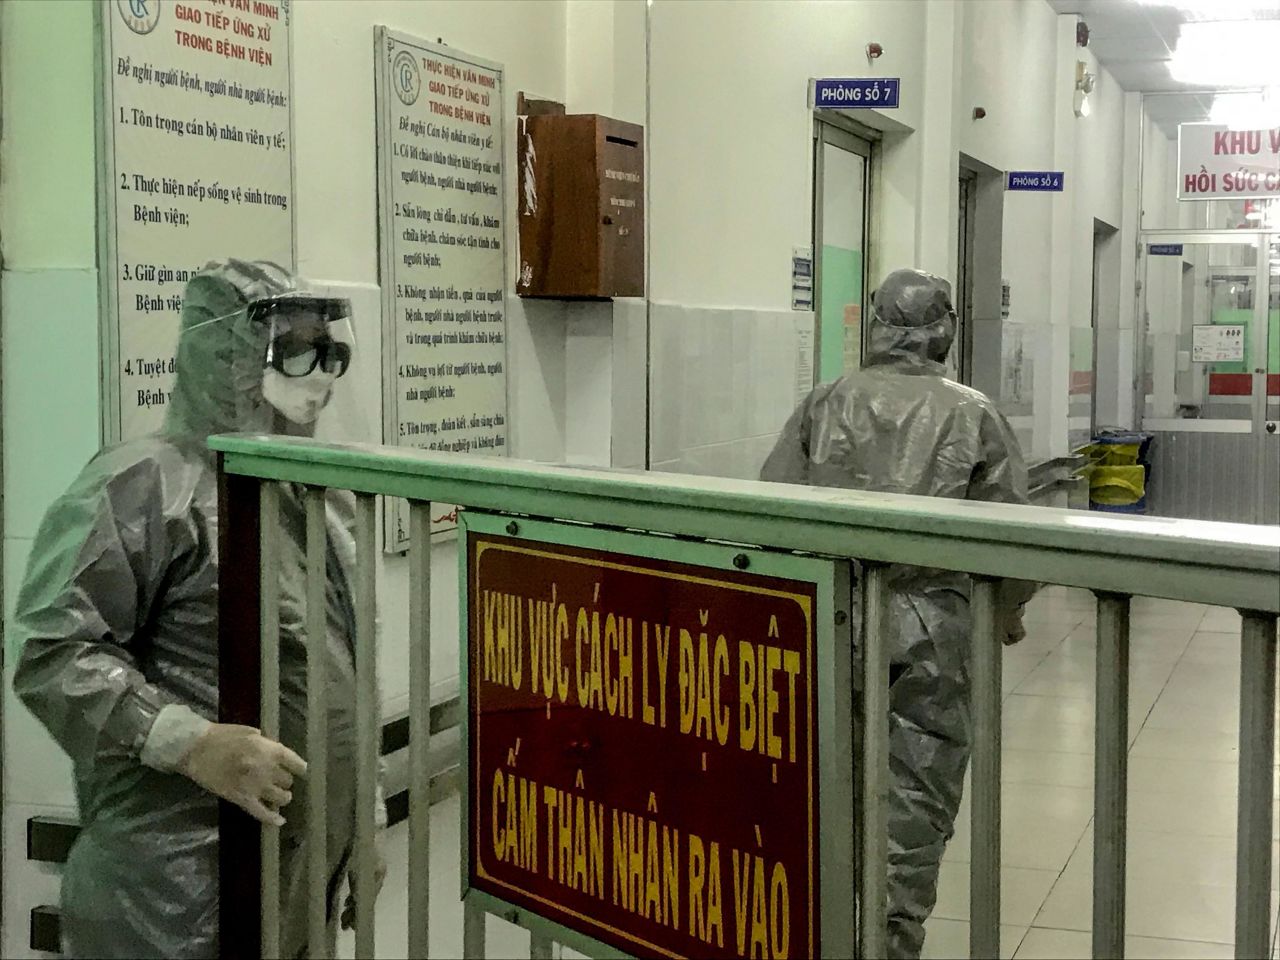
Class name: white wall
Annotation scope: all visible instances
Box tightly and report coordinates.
[649,0,925,310]
[291,0,575,719]
[559,0,647,471]
[1068,47,1128,440]
[955,2,1139,455]
[1139,118,1191,419]
[2,2,106,953]
[644,0,1137,471]
[960,0,1058,330]
[645,0,929,478]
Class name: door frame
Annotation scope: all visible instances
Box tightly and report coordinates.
[956,169,978,384]
[812,119,873,384]
[1089,219,1120,439]
[1135,229,1276,522]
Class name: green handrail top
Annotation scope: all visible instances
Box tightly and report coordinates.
[211,434,1280,612]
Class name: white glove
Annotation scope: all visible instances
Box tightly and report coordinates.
[178,722,307,827]
[1002,604,1029,646]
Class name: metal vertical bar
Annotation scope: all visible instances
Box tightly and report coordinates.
[260,482,282,960]
[969,577,1001,960]
[1093,592,1131,959]
[217,461,264,959]
[353,494,378,959]
[408,502,433,959]
[860,564,890,959]
[305,487,330,960]
[1235,612,1277,959]
[1251,237,1269,525]
[463,898,487,959]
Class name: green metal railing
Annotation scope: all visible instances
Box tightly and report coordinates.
[212,433,1280,960]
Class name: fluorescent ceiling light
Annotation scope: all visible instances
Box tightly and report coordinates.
[1171,20,1280,85]
[1134,0,1280,17]
[1208,88,1280,127]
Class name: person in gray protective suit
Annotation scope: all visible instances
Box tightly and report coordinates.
[760,267,1032,959]
[12,259,384,959]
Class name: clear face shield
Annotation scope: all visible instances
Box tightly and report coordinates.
[250,295,356,427]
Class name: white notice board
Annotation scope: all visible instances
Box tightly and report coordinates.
[1177,122,1280,201]
[100,0,295,441]
[374,28,509,551]
[1192,324,1247,363]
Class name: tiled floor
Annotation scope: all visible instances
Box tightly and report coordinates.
[924,588,1280,960]
[340,589,1278,959]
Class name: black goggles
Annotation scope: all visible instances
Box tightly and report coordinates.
[250,295,355,379]
[267,336,352,378]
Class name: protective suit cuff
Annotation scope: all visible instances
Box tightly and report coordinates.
[140,704,212,772]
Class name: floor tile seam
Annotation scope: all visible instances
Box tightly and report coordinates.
[1192,607,1211,633]
[1022,923,1234,947]
[1023,816,1096,934]
[1002,639,1067,701]
[1125,642,1182,759]
[1008,923,1031,958]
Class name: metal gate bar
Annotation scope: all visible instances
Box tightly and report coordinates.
[970,578,1002,958]
[1093,593,1131,958]
[1235,611,1278,959]
[211,435,1280,960]
[860,564,890,959]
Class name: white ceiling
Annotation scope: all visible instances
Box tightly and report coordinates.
[1045,0,1280,136]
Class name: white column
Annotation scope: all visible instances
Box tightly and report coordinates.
[1113,91,1142,428]
[1041,15,1079,458]
[564,304,616,467]
[914,0,962,285]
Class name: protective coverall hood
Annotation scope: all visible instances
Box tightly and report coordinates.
[165,259,296,439]
[864,268,957,370]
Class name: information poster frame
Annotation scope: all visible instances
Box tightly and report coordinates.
[374,26,510,552]
[95,0,298,444]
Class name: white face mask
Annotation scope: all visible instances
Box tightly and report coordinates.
[261,366,337,426]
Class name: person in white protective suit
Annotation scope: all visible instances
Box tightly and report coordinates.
[12,259,384,959]
[760,267,1032,959]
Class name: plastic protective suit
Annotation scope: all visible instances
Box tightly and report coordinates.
[12,260,380,959]
[760,268,1029,959]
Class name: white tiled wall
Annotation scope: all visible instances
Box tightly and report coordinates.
[3,802,68,959]
[648,303,805,480]
[563,303,614,467]
[505,296,570,464]
[3,269,99,959]
[610,299,648,471]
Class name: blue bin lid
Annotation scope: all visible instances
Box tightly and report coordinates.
[1092,430,1153,445]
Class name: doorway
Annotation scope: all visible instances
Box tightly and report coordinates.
[957,155,1005,403]
[1136,231,1279,523]
[812,121,871,383]
[1084,220,1120,447]
[955,169,977,384]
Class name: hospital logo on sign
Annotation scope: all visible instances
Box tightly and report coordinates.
[394,50,421,106]
[117,0,160,35]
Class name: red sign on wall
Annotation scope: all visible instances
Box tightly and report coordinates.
[466,533,820,959]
